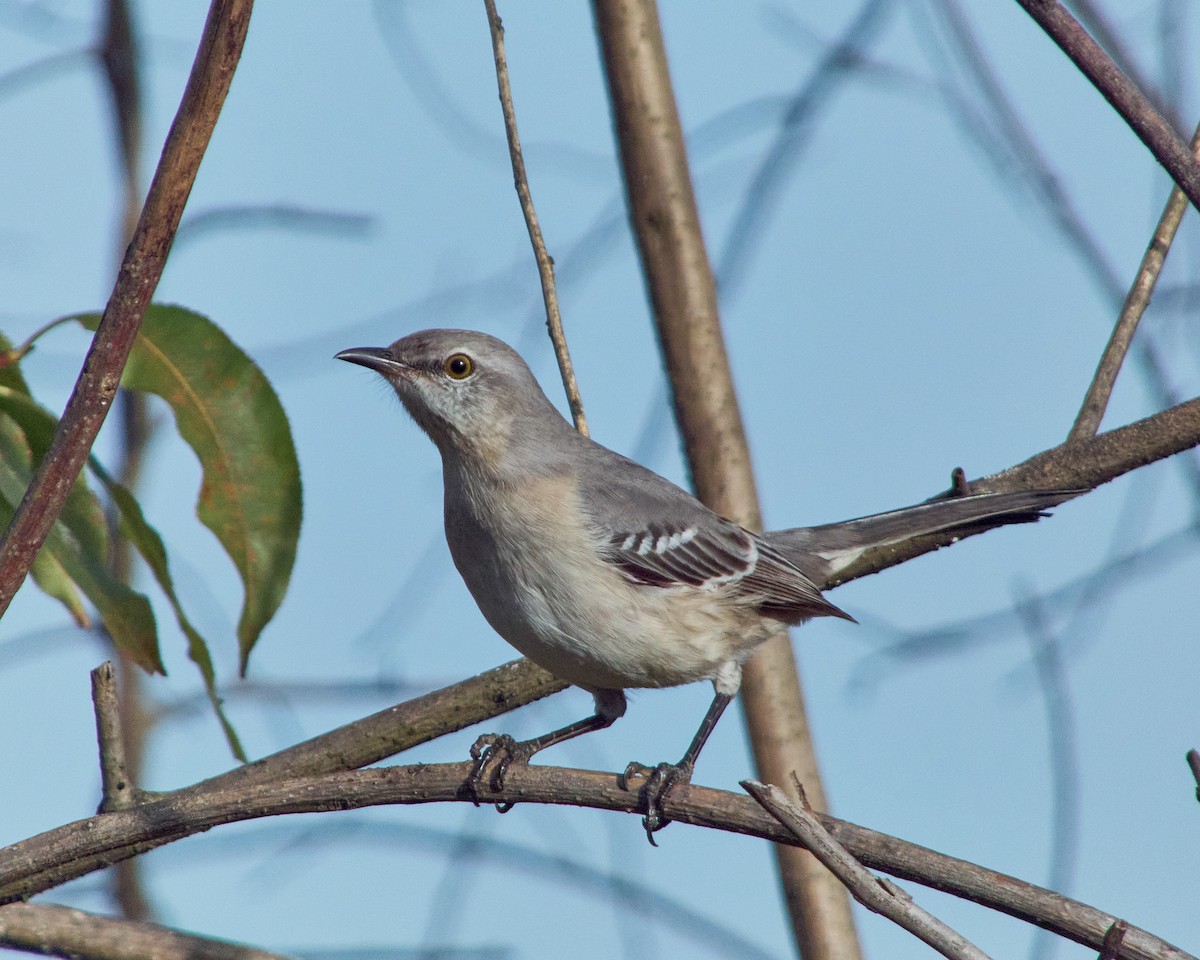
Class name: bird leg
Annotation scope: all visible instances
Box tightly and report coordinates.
[468,689,627,810]
[620,691,734,844]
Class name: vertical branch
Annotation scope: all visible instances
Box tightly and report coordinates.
[589,2,862,958]
[482,0,588,436]
[91,662,135,813]
[0,0,256,616]
[98,0,155,922]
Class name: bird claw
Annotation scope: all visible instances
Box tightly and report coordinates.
[468,733,533,812]
[620,760,693,845]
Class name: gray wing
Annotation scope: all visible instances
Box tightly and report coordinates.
[575,443,852,623]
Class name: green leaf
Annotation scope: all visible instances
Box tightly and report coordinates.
[90,459,247,761]
[0,339,96,628]
[78,306,302,673]
[0,408,162,671]
[0,360,244,757]
[0,384,109,561]
[0,483,90,628]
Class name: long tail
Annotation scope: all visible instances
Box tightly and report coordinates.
[766,489,1079,583]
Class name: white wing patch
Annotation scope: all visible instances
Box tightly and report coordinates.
[606,523,755,590]
[602,520,851,623]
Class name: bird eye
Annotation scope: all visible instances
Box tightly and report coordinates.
[443,353,474,380]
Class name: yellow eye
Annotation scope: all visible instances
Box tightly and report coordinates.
[443,353,474,379]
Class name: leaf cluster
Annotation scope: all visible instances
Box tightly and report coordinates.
[1,305,301,758]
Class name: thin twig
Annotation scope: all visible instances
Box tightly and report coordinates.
[743,780,994,960]
[927,0,1200,494]
[90,662,136,813]
[0,0,255,617]
[1011,0,1200,212]
[482,0,588,436]
[3,316,79,366]
[1069,122,1200,440]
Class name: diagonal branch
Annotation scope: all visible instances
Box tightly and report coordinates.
[0,0,255,617]
[1069,123,1200,440]
[744,780,993,960]
[834,394,1200,584]
[1012,0,1200,212]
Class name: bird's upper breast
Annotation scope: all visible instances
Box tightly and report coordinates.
[442,467,603,629]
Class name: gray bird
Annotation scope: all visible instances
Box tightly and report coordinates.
[338,329,1072,839]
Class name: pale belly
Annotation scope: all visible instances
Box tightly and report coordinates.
[482,572,772,692]
[444,471,771,692]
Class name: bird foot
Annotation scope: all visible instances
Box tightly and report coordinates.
[468,733,536,812]
[620,760,694,845]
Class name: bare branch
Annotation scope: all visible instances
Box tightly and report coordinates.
[1066,0,1173,123]
[743,780,993,960]
[483,0,588,435]
[0,0,255,616]
[0,763,1191,960]
[1186,749,1200,803]
[834,394,1200,585]
[590,0,862,954]
[197,658,565,790]
[90,662,136,813]
[1012,0,1200,212]
[0,902,295,960]
[1069,123,1200,440]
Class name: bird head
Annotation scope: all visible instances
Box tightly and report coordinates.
[337,329,570,461]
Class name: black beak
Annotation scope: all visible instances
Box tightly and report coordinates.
[335,347,402,375]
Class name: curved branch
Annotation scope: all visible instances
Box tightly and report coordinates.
[0,0,255,616]
[0,763,1190,960]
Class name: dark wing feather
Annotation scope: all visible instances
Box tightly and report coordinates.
[600,521,853,624]
[740,539,855,623]
[573,441,853,623]
[604,521,754,588]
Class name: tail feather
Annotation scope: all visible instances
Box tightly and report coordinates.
[765,489,1079,583]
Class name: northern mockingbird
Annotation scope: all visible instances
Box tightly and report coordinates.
[338,329,1072,839]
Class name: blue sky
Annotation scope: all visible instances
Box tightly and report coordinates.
[2,2,1198,958]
